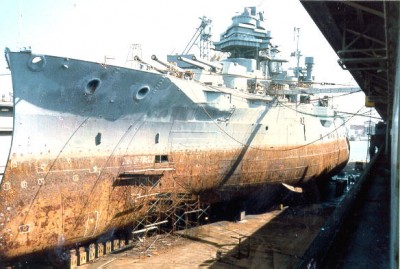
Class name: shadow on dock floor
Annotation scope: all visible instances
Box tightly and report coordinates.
[322,156,390,268]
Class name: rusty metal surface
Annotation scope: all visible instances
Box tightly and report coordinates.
[0,143,348,260]
[0,51,349,261]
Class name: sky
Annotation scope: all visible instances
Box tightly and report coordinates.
[0,0,355,81]
[0,0,378,123]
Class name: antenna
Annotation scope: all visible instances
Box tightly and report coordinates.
[295,27,301,77]
[18,0,23,48]
[291,27,302,78]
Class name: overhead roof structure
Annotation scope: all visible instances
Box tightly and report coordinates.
[300,1,399,122]
[301,3,400,268]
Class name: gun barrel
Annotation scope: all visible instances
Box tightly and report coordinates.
[151,55,185,73]
[191,56,222,72]
[177,56,210,70]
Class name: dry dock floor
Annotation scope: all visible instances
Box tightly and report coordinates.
[80,202,335,268]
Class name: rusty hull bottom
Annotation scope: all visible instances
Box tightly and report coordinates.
[0,139,349,261]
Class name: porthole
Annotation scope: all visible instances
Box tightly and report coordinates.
[95,132,102,145]
[28,55,46,71]
[155,155,169,163]
[155,133,160,144]
[32,57,42,64]
[86,78,101,94]
[265,126,269,131]
[135,86,150,100]
[320,120,332,127]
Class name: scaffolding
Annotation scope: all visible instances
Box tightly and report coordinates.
[68,158,210,267]
[127,174,209,258]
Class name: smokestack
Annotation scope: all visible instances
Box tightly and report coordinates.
[305,57,314,82]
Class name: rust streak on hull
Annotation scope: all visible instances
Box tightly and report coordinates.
[0,138,348,259]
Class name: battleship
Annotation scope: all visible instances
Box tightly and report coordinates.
[0,7,349,261]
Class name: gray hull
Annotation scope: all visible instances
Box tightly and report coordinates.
[0,51,349,260]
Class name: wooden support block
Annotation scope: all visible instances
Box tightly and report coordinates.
[78,247,87,265]
[105,241,112,254]
[88,243,96,261]
[69,249,78,269]
[239,211,246,221]
[120,238,126,248]
[96,242,104,257]
[113,239,120,251]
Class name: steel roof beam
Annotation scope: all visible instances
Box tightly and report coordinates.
[338,66,386,71]
[337,48,386,55]
[365,71,388,82]
[345,28,386,46]
[338,56,387,63]
[342,2,384,18]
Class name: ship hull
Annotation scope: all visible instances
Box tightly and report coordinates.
[0,51,349,260]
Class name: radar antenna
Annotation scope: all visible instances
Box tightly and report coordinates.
[291,27,302,78]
